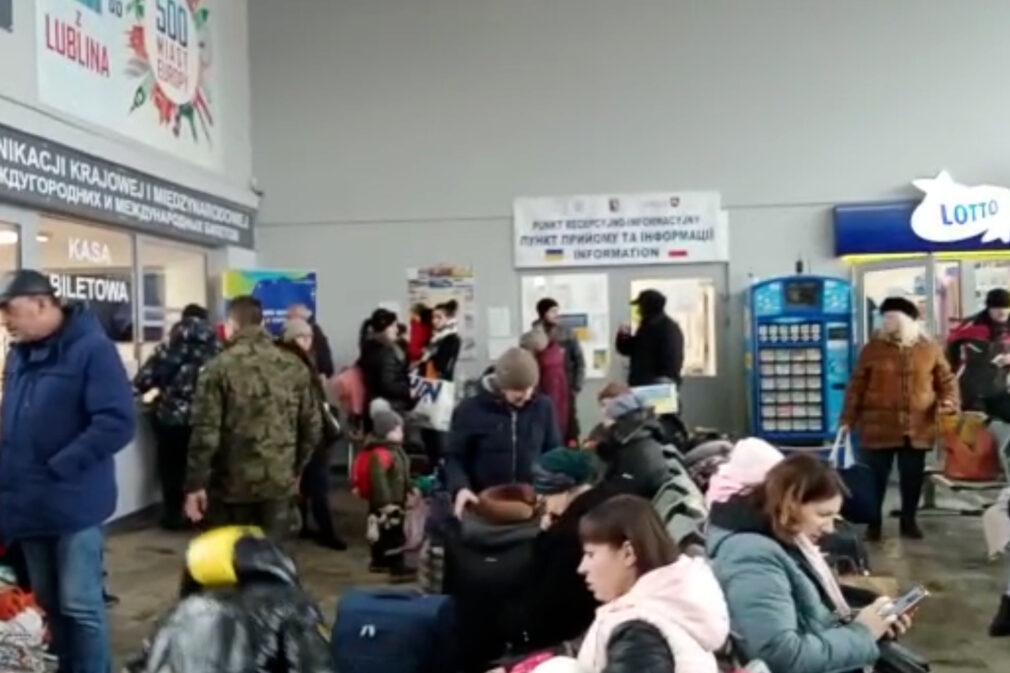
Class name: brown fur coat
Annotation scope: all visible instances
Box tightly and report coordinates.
[841,333,959,449]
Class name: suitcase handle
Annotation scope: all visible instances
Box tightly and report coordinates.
[366,589,422,600]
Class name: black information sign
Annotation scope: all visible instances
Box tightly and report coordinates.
[0,0,10,31]
[0,122,256,248]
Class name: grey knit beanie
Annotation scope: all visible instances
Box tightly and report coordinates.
[371,405,403,439]
[495,347,540,391]
[519,327,549,353]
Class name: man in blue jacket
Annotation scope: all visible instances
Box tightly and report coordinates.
[0,269,135,673]
[446,347,561,518]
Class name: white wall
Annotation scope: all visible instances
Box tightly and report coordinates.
[250,0,1010,431]
[0,0,256,208]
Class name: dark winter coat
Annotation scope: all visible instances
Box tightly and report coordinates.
[276,341,341,450]
[707,496,879,673]
[0,305,135,540]
[616,295,684,386]
[445,375,561,494]
[125,535,334,673]
[596,622,677,673]
[499,478,636,652]
[595,408,671,498]
[947,310,1010,409]
[418,326,461,381]
[534,320,585,392]
[310,321,336,379]
[359,335,412,412]
[134,316,220,427]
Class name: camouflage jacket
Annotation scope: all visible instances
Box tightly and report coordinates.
[134,317,221,427]
[185,327,323,502]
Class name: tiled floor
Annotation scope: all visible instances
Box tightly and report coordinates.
[104,491,1006,672]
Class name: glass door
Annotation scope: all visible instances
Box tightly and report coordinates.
[855,259,932,345]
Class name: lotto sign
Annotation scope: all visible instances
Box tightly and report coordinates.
[513,192,728,269]
[910,171,1010,244]
[37,0,222,170]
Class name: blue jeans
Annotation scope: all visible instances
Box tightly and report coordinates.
[21,527,110,673]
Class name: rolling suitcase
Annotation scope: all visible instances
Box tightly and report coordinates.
[332,589,457,673]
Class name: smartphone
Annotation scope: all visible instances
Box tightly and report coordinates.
[885,585,929,618]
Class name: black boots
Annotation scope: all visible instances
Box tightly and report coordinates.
[990,595,1010,637]
[899,518,924,540]
[866,523,882,542]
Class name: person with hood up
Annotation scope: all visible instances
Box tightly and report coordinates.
[446,347,562,518]
[534,298,586,443]
[708,453,911,673]
[574,494,729,673]
[946,287,1010,417]
[616,289,684,386]
[277,318,347,551]
[358,307,413,422]
[592,391,670,499]
[521,325,571,441]
[124,526,334,673]
[705,437,785,507]
[841,296,958,541]
[135,303,221,530]
[499,449,637,656]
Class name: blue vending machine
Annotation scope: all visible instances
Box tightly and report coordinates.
[747,276,854,445]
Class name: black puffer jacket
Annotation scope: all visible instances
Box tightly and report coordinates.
[359,335,412,411]
[126,537,334,673]
[616,290,684,386]
[595,408,671,499]
[601,621,676,673]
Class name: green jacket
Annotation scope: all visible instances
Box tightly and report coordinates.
[186,327,323,502]
[365,439,410,509]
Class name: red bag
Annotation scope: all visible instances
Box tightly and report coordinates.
[942,413,1000,481]
[351,446,393,500]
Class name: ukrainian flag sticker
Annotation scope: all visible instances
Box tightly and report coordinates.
[544,248,564,262]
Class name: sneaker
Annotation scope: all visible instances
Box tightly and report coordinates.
[990,595,1010,637]
[899,518,924,540]
[865,523,882,542]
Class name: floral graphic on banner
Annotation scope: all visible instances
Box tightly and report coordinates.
[125,0,214,145]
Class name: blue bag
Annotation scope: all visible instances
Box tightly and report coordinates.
[332,589,457,673]
[830,429,879,524]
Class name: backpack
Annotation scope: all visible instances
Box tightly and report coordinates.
[351,446,393,501]
[334,365,367,417]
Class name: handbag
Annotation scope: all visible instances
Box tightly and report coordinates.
[875,640,930,673]
[829,428,880,524]
[410,373,455,432]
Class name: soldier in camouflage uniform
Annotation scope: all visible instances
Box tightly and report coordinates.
[135,304,220,530]
[183,296,322,539]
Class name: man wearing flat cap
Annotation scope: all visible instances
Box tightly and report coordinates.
[0,269,135,673]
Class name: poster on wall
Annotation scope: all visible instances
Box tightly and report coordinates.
[222,270,317,336]
[629,278,717,377]
[36,0,223,170]
[407,265,476,362]
[520,273,610,379]
[514,192,727,269]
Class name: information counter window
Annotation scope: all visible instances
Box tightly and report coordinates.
[139,239,209,363]
[38,216,137,375]
[630,277,718,377]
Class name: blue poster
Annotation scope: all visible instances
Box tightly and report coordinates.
[222,270,317,335]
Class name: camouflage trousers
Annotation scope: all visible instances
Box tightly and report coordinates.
[205,498,298,541]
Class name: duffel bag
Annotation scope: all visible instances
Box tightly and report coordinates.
[332,589,457,673]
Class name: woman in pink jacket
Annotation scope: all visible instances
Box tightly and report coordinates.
[575,495,729,673]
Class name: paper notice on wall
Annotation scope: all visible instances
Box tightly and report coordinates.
[630,278,717,377]
[513,192,727,269]
[407,265,477,361]
[487,306,512,338]
[521,273,610,379]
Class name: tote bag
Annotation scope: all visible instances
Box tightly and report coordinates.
[829,428,880,524]
[410,373,455,432]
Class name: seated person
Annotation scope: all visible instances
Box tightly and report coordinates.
[708,454,911,673]
[446,347,561,518]
[498,449,637,656]
[591,390,670,499]
[574,495,729,673]
[124,526,334,673]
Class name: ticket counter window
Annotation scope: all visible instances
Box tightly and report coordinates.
[138,239,209,363]
[0,224,21,398]
[38,217,137,375]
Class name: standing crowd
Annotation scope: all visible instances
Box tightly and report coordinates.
[0,263,1008,673]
